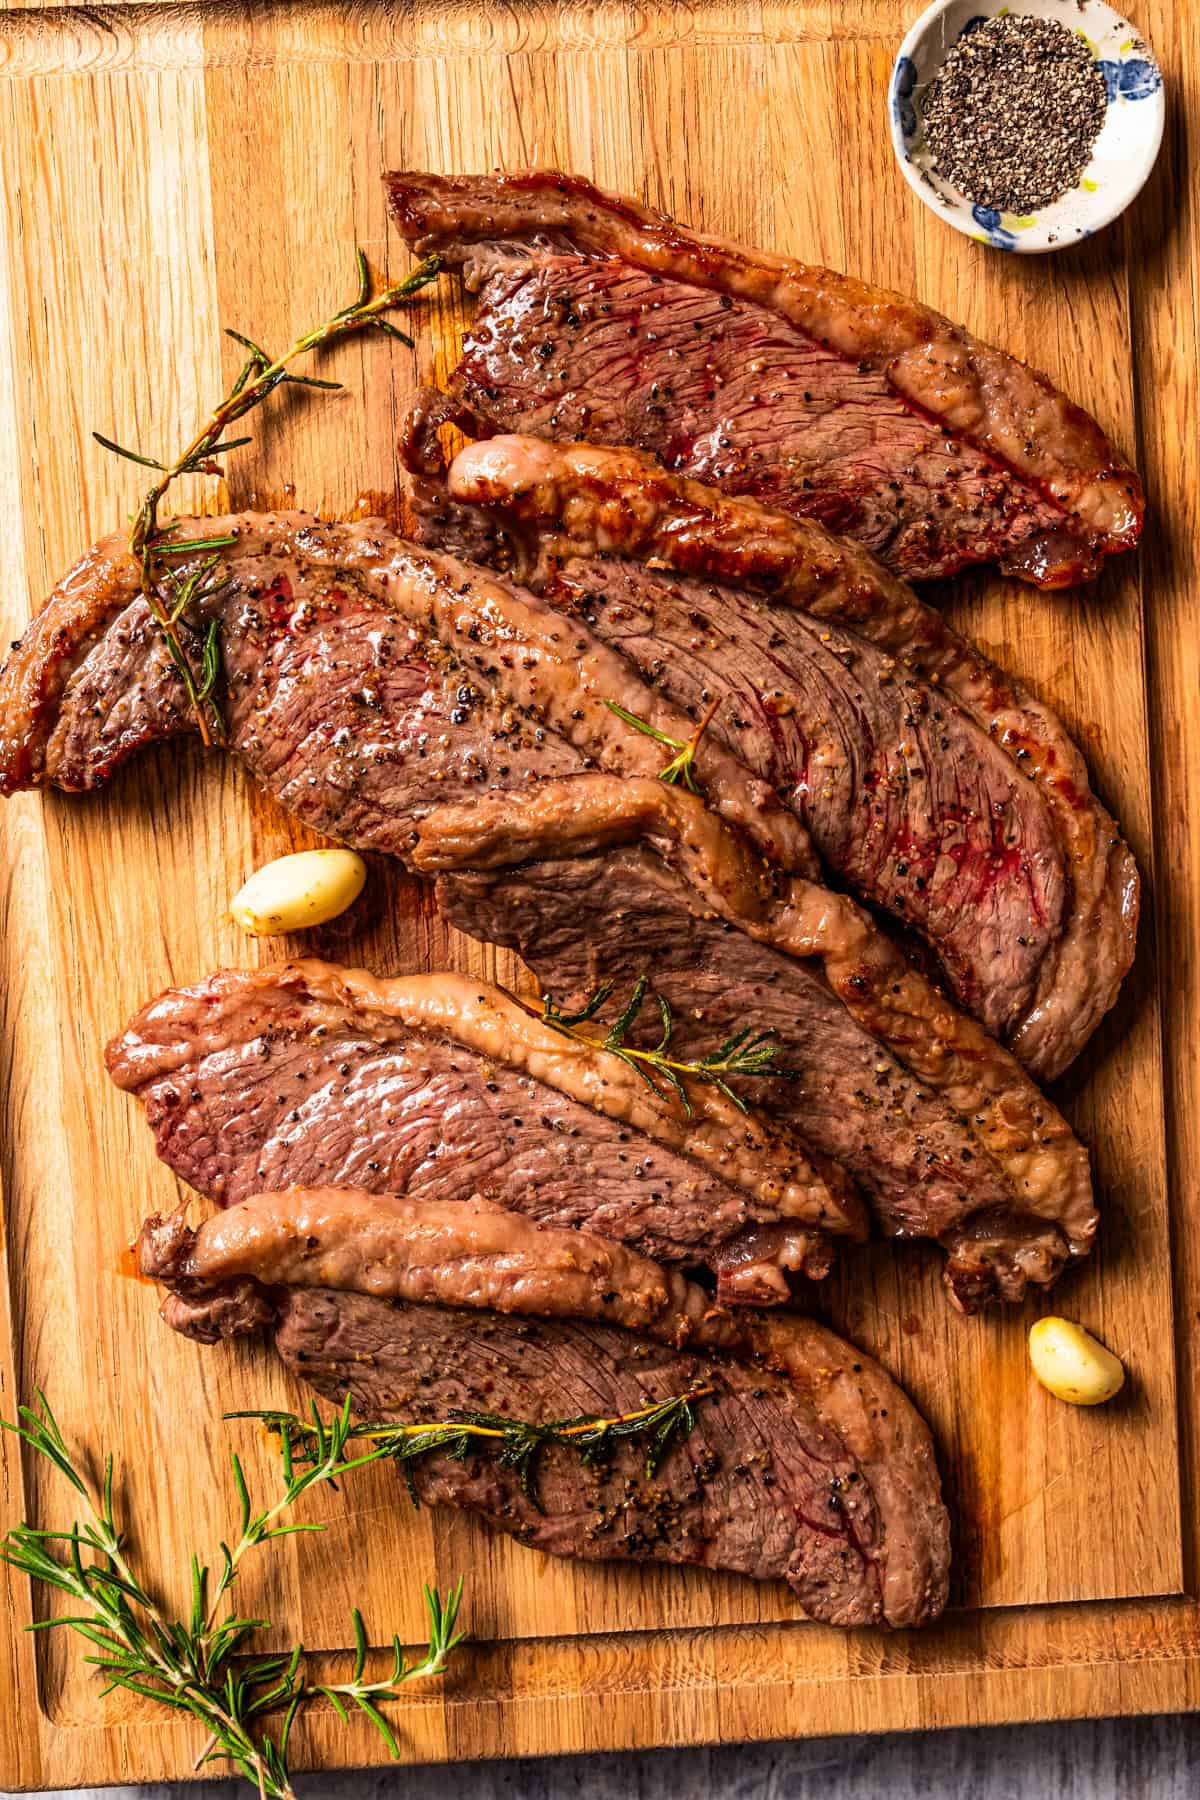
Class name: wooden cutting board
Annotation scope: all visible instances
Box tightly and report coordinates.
[1,0,1198,1784]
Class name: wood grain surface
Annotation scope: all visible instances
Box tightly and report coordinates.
[0,0,1197,1787]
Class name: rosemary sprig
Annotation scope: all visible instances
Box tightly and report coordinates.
[536,974,792,1118]
[236,1387,714,1513]
[603,692,722,793]
[0,1393,463,1798]
[94,248,443,746]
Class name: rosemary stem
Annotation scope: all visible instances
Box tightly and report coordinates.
[556,1388,714,1438]
[192,1734,219,1775]
[343,1422,511,1445]
[100,248,442,748]
[200,1483,294,1642]
[687,691,723,755]
[67,1475,285,1795]
[301,1391,713,1451]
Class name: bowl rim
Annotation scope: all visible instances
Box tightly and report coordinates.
[888,0,1165,254]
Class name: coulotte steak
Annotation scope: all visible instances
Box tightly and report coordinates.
[140,1188,951,1628]
[0,494,1137,1075]
[0,511,807,872]
[1,517,1098,1304]
[106,961,863,1303]
[384,169,1144,587]
[411,774,1097,1312]
[410,430,1139,1078]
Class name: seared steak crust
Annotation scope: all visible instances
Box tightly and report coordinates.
[108,962,861,1299]
[284,1291,893,1625]
[142,1189,949,1628]
[414,774,1096,1310]
[431,433,1139,1077]
[137,1188,736,1345]
[0,513,807,874]
[384,170,1143,586]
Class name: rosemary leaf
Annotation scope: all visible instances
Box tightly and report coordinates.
[601,697,681,749]
[1,1394,463,1798]
[229,356,261,398]
[534,976,795,1118]
[370,318,416,345]
[91,431,167,471]
[542,982,614,1030]
[198,619,222,702]
[608,1041,680,1112]
[163,632,193,685]
[282,372,344,391]
[604,973,650,1048]
[647,1058,692,1115]
[189,434,256,459]
[148,532,236,555]
[223,326,272,363]
[355,1693,401,1758]
[94,246,443,747]
[317,1685,351,1724]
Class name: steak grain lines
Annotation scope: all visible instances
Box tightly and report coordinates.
[385,169,1143,587]
[411,431,1139,1077]
[107,961,862,1303]
[141,1189,951,1629]
[2,515,1099,1305]
[413,775,1097,1311]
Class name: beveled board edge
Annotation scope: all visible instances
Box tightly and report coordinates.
[2,1124,1200,1782]
[4,1560,1200,1786]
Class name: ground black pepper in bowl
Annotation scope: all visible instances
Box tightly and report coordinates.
[922,14,1109,215]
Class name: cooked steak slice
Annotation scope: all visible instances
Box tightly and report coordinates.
[107,961,863,1299]
[412,774,1096,1310]
[142,1191,949,1627]
[414,430,1072,1056]
[384,170,1143,586]
[137,1188,735,1344]
[0,516,574,826]
[434,434,1140,1077]
[0,514,808,874]
[250,1289,899,1624]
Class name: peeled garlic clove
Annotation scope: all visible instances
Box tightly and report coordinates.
[231,850,366,936]
[1028,1316,1125,1407]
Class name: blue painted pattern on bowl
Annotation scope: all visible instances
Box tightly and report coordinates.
[889,0,1165,254]
[1098,57,1162,102]
[892,55,918,138]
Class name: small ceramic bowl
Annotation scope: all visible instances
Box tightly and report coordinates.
[889,0,1164,252]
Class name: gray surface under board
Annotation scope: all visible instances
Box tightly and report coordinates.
[7,1713,1199,1797]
